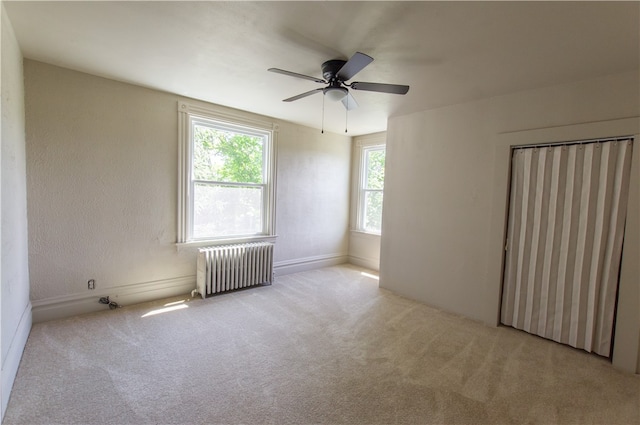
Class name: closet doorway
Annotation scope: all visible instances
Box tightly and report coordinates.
[500,137,634,357]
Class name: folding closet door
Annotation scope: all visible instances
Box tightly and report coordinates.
[500,138,633,357]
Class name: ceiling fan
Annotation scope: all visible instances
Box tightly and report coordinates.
[268,52,409,111]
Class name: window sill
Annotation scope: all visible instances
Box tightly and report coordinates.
[350,230,382,237]
[176,235,278,251]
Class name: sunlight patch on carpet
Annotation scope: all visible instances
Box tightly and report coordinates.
[361,271,379,280]
[141,300,188,318]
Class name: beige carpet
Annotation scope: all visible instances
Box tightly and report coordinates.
[4,265,639,424]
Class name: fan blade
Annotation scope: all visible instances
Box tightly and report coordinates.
[283,88,324,102]
[350,82,410,95]
[268,68,326,84]
[341,92,358,111]
[336,52,373,81]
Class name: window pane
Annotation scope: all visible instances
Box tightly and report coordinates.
[193,183,263,238]
[364,190,383,233]
[366,149,385,190]
[193,125,264,184]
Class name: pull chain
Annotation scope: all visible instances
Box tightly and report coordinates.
[321,94,325,134]
[345,96,348,133]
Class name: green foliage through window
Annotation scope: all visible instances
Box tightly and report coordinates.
[193,125,264,183]
[366,149,385,190]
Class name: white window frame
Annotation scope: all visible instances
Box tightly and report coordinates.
[353,134,386,235]
[177,101,277,247]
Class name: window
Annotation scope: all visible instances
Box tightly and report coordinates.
[178,102,276,244]
[358,144,385,234]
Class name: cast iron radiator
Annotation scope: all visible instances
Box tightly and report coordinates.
[196,242,274,298]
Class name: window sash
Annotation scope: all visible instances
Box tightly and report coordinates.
[191,119,268,184]
[356,144,385,234]
[190,181,266,240]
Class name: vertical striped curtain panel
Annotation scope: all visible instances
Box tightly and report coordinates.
[501,139,633,357]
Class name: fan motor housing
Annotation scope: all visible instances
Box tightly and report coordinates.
[322,59,346,82]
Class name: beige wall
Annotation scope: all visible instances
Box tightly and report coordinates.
[24,60,351,319]
[349,232,381,271]
[274,123,351,264]
[1,4,31,418]
[380,71,639,373]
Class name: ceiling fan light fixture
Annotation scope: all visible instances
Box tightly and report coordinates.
[323,86,348,102]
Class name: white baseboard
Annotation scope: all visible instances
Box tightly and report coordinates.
[32,254,350,323]
[348,255,379,272]
[2,302,32,419]
[274,253,348,276]
[32,276,196,323]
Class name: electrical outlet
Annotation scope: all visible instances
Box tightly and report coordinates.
[88,279,95,290]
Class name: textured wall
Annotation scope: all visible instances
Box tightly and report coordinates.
[380,71,639,372]
[1,4,31,418]
[24,60,350,303]
[381,100,494,321]
[275,123,350,262]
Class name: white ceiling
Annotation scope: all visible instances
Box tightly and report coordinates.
[5,1,639,136]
